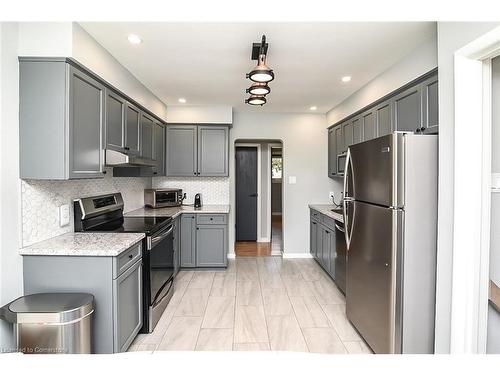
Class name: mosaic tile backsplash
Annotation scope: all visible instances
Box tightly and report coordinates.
[21,168,151,246]
[153,177,230,205]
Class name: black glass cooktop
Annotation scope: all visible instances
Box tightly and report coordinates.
[88,216,171,235]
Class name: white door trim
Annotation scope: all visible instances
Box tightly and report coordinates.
[235,143,261,242]
[451,25,500,353]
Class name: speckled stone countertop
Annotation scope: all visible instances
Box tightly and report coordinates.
[125,205,231,218]
[308,204,344,223]
[19,232,145,257]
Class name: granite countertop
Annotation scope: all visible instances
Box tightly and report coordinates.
[19,232,145,257]
[125,204,231,218]
[490,280,500,313]
[308,204,344,223]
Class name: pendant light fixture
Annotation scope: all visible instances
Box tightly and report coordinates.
[245,95,266,106]
[245,35,274,106]
[246,82,271,96]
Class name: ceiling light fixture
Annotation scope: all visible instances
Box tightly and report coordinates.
[310,106,317,111]
[341,76,351,83]
[127,34,142,45]
[247,35,274,83]
[178,98,186,103]
[246,82,271,96]
[245,95,266,106]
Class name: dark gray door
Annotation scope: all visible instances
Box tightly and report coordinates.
[328,128,337,177]
[180,215,196,267]
[166,125,197,176]
[125,103,141,155]
[392,86,422,133]
[141,113,154,160]
[105,90,126,152]
[198,126,228,176]
[68,66,105,178]
[235,147,258,241]
[196,225,227,267]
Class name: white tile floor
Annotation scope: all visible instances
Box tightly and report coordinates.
[129,257,372,354]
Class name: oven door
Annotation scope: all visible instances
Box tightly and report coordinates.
[154,190,179,207]
[147,223,174,331]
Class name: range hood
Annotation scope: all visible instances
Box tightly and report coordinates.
[105,149,156,167]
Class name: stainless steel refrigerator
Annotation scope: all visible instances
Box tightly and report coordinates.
[342,133,438,354]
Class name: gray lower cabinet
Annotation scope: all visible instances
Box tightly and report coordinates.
[166,124,230,177]
[310,209,336,280]
[20,59,106,179]
[173,216,180,274]
[22,241,143,353]
[180,213,228,268]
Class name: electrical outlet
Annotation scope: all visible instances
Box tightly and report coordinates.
[329,191,335,200]
[59,204,70,227]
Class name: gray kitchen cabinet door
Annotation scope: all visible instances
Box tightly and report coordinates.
[180,215,196,267]
[105,90,126,152]
[113,259,142,352]
[392,85,422,133]
[328,128,337,177]
[141,113,154,160]
[198,126,229,176]
[320,225,332,273]
[352,116,363,145]
[153,121,165,176]
[315,221,323,263]
[328,226,336,279]
[421,75,439,134]
[375,101,393,137]
[335,125,343,156]
[173,217,181,275]
[68,66,105,178]
[362,110,376,142]
[125,102,141,155]
[310,219,318,258]
[342,121,353,152]
[196,225,228,267]
[166,125,198,176]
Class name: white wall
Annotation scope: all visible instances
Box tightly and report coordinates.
[167,105,232,124]
[326,34,438,125]
[436,22,500,354]
[0,22,23,351]
[230,112,336,255]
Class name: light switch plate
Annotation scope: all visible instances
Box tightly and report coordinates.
[288,176,297,184]
[59,204,70,227]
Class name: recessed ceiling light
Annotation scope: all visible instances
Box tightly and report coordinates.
[178,98,186,103]
[341,76,351,83]
[127,34,142,45]
[310,106,317,111]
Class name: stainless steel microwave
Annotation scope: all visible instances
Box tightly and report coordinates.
[144,189,183,208]
[337,153,347,175]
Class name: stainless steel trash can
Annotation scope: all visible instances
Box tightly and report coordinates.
[0,293,94,354]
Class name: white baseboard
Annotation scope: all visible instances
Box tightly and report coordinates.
[282,252,313,259]
[258,237,270,242]
[227,253,236,259]
[271,250,283,256]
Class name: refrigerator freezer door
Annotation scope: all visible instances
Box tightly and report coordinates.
[345,200,403,354]
[345,133,404,208]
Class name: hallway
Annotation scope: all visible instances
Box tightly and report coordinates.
[235,214,282,256]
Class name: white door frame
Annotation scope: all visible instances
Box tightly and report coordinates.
[267,143,283,255]
[234,143,261,242]
[451,26,500,353]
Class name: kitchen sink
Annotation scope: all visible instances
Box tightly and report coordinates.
[330,208,343,214]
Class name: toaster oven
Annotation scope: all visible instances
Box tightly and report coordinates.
[144,189,183,208]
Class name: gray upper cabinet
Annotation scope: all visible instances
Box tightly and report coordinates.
[20,60,106,180]
[166,124,230,177]
[328,128,337,177]
[392,85,422,133]
[362,110,376,141]
[341,121,353,152]
[180,214,196,267]
[124,103,141,155]
[335,125,343,155]
[197,126,229,176]
[105,90,126,152]
[375,101,392,137]
[140,113,154,160]
[352,116,363,144]
[153,121,165,176]
[166,125,198,176]
[421,75,439,134]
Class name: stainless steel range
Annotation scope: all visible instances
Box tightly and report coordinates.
[73,192,174,333]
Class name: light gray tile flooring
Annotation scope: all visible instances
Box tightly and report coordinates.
[129,257,372,354]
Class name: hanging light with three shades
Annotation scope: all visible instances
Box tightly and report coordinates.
[245,35,274,106]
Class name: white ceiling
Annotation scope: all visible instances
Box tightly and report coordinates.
[80,22,436,113]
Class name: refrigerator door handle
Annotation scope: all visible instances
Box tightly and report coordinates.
[343,199,354,250]
[343,148,353,199]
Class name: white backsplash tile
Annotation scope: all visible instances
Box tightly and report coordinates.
[153,177,230,205]
[21,168,151,246]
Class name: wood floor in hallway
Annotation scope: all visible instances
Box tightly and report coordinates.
[129,257,372,354]
[234,214,283,257]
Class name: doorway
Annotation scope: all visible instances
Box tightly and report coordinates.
[270,145,283,254]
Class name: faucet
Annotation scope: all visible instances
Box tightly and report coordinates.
[331,192,344,208]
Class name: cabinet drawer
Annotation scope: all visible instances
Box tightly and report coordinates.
[310,209,322,223]
[113,242,142,279]
[196,214,227,225]
[322,215,336,231]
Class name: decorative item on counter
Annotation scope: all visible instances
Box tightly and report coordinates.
[194,193,202,208]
